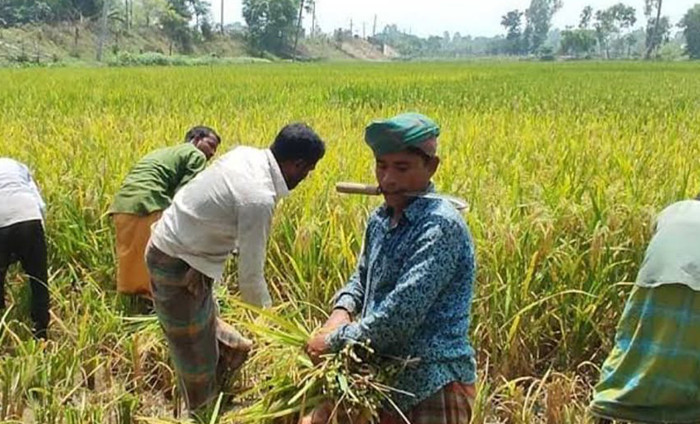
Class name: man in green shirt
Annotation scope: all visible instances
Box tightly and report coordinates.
[110,126,220,297]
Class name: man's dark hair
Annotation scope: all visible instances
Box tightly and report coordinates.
[270,123,325,163]
[184,126,221,144]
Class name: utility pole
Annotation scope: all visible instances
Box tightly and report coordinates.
[645,0,663,59]
[372,14,377,37]
[311,1,316,38]
[220,0,224,34]
[362,22,365,39]
[350,18,353,36]
[293,0,305,61]
[97,0,109,62]
[124,0,129,31]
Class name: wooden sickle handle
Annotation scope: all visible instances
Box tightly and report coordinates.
[335,182,381,195]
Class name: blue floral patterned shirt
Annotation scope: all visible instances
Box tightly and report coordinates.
[327,193,477,411]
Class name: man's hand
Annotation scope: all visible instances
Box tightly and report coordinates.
[323,308,352,332]
[298,401,334,424]
[305,309,352,365]
[305,329,330,365]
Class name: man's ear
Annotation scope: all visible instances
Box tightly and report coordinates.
[428,156,440,177]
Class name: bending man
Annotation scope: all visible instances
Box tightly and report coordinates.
[147,123,325,411]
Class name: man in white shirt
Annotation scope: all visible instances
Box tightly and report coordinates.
[0,158,49,339]
[145,123,325,412]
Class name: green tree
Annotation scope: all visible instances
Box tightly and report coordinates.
[0,0,102,26]
[611,3,636,57]
[138,0,170,27]
[0,0,102,25]
[594,3,636,59]
[48,0,105,21]
[644,15,670,58]
[560,28,596,57]
[71,0,102,20]
[0,1,51,26]
[579,5,593,29]
[160,0,193,53]
[644,0,663,59]
[680,4,700,59]
[242,0,299,55]
[501,9,524,55]
[187,0,210,28]
[166,0,190,18]
[200,16,214,40]
[594,9,613,58]
[524,0,562,54]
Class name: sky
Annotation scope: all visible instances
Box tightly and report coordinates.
[211,0,695,38]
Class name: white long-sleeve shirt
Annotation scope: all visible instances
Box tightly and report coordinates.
[0,158,46,229]
[149,146,289,307]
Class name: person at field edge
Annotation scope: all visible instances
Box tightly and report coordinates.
[109,126,220,299]
[0,158,49,340]
[303,113,477,424]
[146,123,325,412]
[589,195,700,424]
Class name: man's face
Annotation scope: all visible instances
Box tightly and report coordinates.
[193,134,219,160]
[375,150,438,209]
[284,159,318,190]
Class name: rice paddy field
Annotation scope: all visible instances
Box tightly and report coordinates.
[1,61,700,423]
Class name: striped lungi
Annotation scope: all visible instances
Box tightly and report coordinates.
[145,244,251,411]
[379,382,475,424]
[113,211,162,296]
[590,284,700,423]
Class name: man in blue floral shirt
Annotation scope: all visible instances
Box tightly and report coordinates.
[305,113,477,424]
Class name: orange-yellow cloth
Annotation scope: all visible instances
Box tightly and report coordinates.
[113,211,162,295]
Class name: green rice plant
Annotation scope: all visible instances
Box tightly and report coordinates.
[1,61,700,422]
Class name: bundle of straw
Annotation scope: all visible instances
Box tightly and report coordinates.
[225,300,416,424]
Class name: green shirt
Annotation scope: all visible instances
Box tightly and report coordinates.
[110,144,207,216]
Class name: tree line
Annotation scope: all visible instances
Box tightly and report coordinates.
[366,1,699,60]
[501,0,698,59]
[1,0,699,60]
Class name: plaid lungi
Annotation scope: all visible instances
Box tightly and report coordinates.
[590,284,700,424]
[379,382,475,424]
[145,244,251,410]
[113,211,162,296]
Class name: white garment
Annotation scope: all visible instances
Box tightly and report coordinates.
[636,200,700,291]
[150,146,289,307]
[0,158,45,229]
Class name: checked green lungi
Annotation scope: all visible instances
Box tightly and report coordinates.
[146,244,251,410]
[590,284,700,424]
